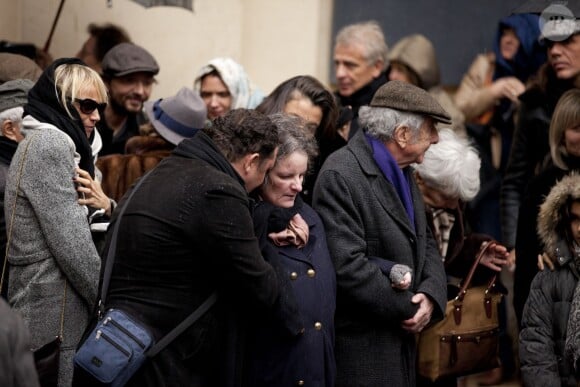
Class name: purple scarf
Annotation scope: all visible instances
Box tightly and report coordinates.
[366,133,415,231]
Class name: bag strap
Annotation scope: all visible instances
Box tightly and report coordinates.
[146,291,218,357]
[455,240,498,302]
[98,171,218,356]
[0,134,35,291]
[0,133,67,339]
[98,171,152,310]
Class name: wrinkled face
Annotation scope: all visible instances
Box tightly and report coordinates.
[548,34,580,83]
[200,74,232,120]
[500,28,520,61]
[107,72,154,114]
[76,36,99,72]
[72,87,107,137]
[570,201,580,244]
[261,151,308,208]
[283,97,323,135]
[334,43,382,97]
[244,149,278,192]
[418,179,459,210]
[564,124,580,158]
[399,117,439,167]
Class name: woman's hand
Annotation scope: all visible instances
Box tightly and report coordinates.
[479,241,509,272]
[490,76,526,103]
[537,252,555,271]
[75,167,111,216]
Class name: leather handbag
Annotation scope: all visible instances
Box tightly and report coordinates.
[33,335,62,387]
[1,133,66,387]
[417,241,504,381]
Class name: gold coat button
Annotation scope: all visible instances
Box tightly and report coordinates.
[307,269,315,278]
[314,322,322,330]
[297,381,305,386]
[290,272,298,280]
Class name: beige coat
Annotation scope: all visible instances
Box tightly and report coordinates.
[454,53,496,122]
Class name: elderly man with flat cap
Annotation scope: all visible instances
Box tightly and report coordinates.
[98,42,159,155]
[313,80,449,387]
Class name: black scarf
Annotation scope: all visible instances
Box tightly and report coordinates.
[172,131,246,189]
[335,72,388,139]
[23,58,95,177]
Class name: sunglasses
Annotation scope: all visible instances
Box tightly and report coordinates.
[74,98,107,115]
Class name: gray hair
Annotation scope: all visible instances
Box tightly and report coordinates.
[359,106,424,142]
[335,20,389,71]
[413,128,481,201]
[0,106,24,134]
[268,113,318,168]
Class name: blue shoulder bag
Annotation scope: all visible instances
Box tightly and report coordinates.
[73,172,217,386]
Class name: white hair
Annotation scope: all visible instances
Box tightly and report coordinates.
[413,128,481,201]
[359,106,424,141]
[0,107,24,136]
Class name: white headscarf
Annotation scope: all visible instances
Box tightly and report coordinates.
[194,57,264,109]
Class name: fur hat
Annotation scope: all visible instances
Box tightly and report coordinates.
[370,80,451,124]
[537,173,580,262]
[143,87,206,145]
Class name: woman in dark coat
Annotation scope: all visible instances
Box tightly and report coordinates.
[246,114,336,387]
[513,89,580,326]
[519,173,580,387]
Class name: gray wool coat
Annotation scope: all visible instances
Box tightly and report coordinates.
[312,129,447,387]
[5,116,100,387]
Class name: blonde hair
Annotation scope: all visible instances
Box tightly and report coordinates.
[550,89,580,170]
[54,63,108,118]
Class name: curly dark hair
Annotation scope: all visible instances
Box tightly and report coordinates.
[203,108,279,163]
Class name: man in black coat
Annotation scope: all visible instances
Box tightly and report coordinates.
[333,20,389,139]
[98,109,281,386]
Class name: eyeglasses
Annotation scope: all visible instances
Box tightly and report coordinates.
[74,98,107,115]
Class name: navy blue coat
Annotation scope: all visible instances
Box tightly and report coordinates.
[246,203,337,387]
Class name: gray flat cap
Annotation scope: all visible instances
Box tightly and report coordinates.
[0,79,34,113]
[101,42,159,78]
[370,80,452,125]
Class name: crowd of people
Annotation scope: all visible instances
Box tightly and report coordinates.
[0,4,579,387]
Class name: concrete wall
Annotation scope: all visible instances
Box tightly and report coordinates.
[0,0,334,99]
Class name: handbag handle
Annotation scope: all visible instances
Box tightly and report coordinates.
[452,241,499,325]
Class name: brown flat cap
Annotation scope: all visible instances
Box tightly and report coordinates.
[370,80,452,124]
[0,53,42,85]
